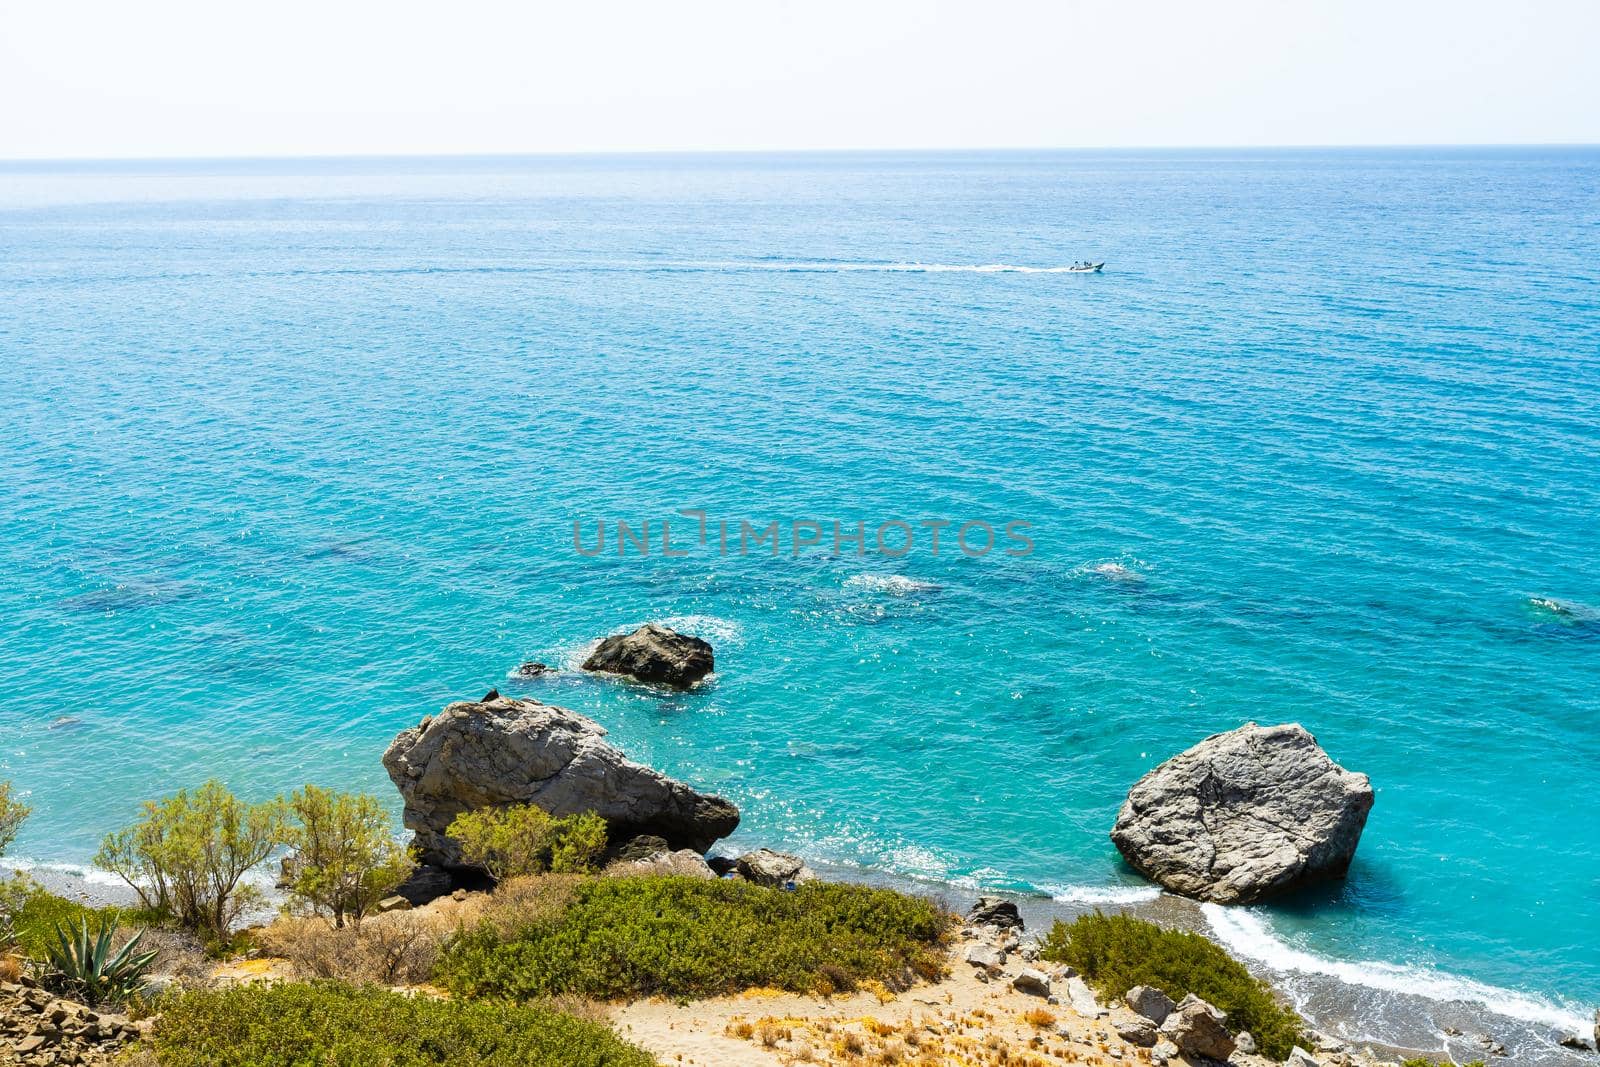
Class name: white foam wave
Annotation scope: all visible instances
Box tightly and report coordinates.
[1046,883,1164,905]
[844,574,942,597]
[657,614,744,644]
[1202,905,1591,1033]
[1074,559,1146,582]
[6,857,131,889]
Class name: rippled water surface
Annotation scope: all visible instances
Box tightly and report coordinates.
[1,149,1597,1023]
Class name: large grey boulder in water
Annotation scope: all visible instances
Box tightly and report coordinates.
[383,692,739,868]
[1110,722,1373,904]
[582,623,714,688]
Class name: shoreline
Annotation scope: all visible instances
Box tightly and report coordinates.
[13,852,1592,1066]
[805,860,1593,1067]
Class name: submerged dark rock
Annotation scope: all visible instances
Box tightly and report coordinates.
[582,623,713,688]
[1111,722,1373,904]
[382,692,739,869]
[515,662,553,678]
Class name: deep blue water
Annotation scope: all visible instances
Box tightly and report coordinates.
[1,149,1597,1028]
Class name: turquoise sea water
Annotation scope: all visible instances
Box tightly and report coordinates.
[2,150,1597,1029]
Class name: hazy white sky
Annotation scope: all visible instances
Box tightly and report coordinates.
[2,0,1596,159]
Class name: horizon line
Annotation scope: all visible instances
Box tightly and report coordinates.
[3,140,1598,167]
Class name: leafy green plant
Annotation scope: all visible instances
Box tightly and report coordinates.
[1038,912,1304,1059]
[0,780,29,858]
[281,784,414,928]
[94,780,282,943]
[149,980,656,1066]
[0,874,143,958]
[436,874,951,1001]
[447,804,608,880]
[46,917,158,1006]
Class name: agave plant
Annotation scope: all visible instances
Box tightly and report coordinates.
[47,917,159,1006]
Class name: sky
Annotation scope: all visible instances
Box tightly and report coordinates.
[2,0,1597,159]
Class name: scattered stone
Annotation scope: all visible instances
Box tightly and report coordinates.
[607,848,717,879]
[1125,984,1176,1024]
[1012,969,1051,996]
[1065,976,1108,1018]
[1560,1034,1595,1051]
[964,944,1005,971]
[1160,993,1235,1061]
[514,662,552,677]
[1235,1030,1258,1055]
[967,895,1024,930]
[733,848,815,888]
[374,894,411,913]
[581,623,714,688]
[383,693,740,867]
[1110,722,1375,903]
[1594,1007,1599,1050]
[1153,1037,1180,1065]
[1118,1022,1160,1047]
[1310,1030,1347,1054]
[0,982,137,1064]
[1287,1047,1321,1067]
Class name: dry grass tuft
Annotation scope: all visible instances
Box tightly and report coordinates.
[257,910,448,985]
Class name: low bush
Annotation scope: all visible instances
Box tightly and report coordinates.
[258,911,450,985]
[1038,912,1304,1059]
[447,804,608,880]
[148,980,656,1066]
[436,875,951,1001]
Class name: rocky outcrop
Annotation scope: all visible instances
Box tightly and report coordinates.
[967,896,1024,930]
[581,623,714,688]
[1,977,143,1065]
[1125,984,1176,1024]
[1110,722,1373,903]
[382,693,739,868]
[734,848,815,888]
[1160,993,1235,1060]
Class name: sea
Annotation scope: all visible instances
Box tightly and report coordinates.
[1,148,1597,1060]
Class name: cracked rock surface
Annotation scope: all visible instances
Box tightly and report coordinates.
[1110,722,1373,903]
[384,693,740,867]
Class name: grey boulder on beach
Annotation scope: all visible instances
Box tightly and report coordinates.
[383,692,739,868]
[581,622,714,688]
[1111,722,1373,904]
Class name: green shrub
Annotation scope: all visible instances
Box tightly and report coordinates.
[149,980,656,1066]
[1038,912,1304,1059]
[45,917,158,1006]
[437,875,951,1001]
[0,780,29,858]
[447,805,608,880]
[0,875,138,958]
[282,785,414,928]
[94,780,281,943]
